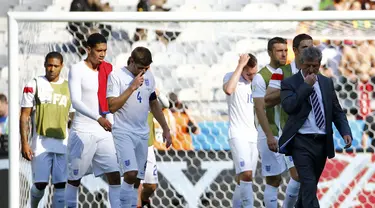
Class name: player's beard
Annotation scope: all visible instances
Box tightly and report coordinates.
[276,59,286,67]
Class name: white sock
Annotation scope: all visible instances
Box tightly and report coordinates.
[30,184,45,208]
[264,184,278,208]
[65,183,79,208]
[131,186,138,208]
[239,180,254,208]
[232,184,242,208]
[52,188,65,208]
[283,178,300,208]
[120,181,134,208]
[109,185,121,208]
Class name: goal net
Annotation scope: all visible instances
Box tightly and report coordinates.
[8,11,375,208]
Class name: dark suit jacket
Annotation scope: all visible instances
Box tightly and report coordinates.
[278,72,352,159]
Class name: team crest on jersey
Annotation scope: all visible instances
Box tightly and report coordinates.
[266,165,271,172]
[73,169,79,175]
[125,160,130,166]
[145,79,149,86]
[239,159,245,167]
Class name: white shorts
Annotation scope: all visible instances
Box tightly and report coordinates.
[229,138,258,176]
[142,146,158,184]
[32,152,67,184]
[112,131,149,180]
[67,130,119,180]
[257,136,295,177]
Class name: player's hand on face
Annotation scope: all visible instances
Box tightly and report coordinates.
[97,117,112,132]
[343,135,352,149]
[163,130,172,148]
[238,54,250,68]
[130,71,145,91]
[21,143,33,161]
[267,136,279,152]
[304,73,317,86]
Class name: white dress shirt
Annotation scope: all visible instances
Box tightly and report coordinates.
[298,71,326,135]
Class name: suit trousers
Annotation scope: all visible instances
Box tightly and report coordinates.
[292,133,327,208]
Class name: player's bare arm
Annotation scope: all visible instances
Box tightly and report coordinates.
[253,98,278,152]
[20,107,33,161]
[223,54,251,95]
[150,98,172,148]
[264,87,281,108]
[107,71,144,113]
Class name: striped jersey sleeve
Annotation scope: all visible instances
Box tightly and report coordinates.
[268,68,283,89]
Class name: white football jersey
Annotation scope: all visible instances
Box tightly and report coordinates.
[107,67,156,135]
[223,72,257,142]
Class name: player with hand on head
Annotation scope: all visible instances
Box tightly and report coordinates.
[20,52,73,208]
[107,46,172,208]
[66,33,121,208]
[223,53,259,208]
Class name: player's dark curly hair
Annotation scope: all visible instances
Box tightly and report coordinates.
[86,33,107,48]
[45,51,63,64]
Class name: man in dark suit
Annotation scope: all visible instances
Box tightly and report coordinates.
[278,47,352,207]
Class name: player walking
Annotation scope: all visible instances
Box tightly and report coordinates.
[107,46,172,208]
[20,52,73,208]
[66,33,121,208]
[262,34,313,207]
[252,35,312,208]
[223,54,259,208]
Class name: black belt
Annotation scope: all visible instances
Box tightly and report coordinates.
[298,133,326,140]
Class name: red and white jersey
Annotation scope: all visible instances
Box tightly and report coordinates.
[268,61,299,89]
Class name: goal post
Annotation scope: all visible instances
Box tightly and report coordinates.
[8,10,375,208]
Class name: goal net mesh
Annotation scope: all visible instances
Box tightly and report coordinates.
[15,18,375,208]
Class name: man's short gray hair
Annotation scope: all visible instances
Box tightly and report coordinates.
[301,47,322,63]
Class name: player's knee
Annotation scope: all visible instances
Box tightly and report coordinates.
[289,167,299,182]
[68,179,81,187]
[54,182,66,189]
[240,171,253,182]
[34,182,48,190]
[123,171,138,184]
[266,175,282,187]
[106,171,121,185]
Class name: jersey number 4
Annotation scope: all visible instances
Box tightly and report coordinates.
[137,92,142,103]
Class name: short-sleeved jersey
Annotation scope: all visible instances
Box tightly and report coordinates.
[21,76,72,154]
[251,65,280,138]
[223,72,257,142]
[269,61,298,89]
[107,67,156,135]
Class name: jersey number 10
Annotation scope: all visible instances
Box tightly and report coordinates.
[137,92,142,103]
